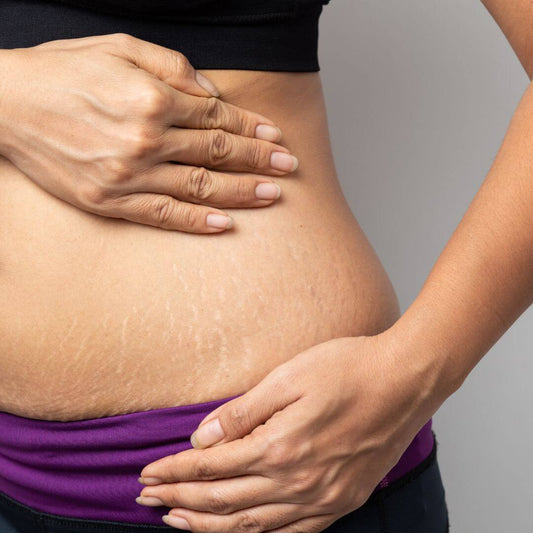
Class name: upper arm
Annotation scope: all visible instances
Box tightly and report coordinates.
[481,0,533,78]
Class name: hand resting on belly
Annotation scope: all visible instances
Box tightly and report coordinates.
[0,33,297,233]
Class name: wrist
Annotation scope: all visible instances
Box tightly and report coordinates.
[377,307,467,416]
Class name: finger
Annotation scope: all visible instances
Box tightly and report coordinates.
[163,503,312,533]
[266,515,337,533]
[106,33,220,97]
[167,91,282,141]
[140,436,266,483]
[133,164,282,207]
[189,363,302,448]
[106,192,234,233]
[159,128,298,176]
[139,476,286,514]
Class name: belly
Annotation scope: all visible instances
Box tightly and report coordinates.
[0,71,399,421]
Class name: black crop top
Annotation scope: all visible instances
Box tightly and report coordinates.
[1,0,331,72]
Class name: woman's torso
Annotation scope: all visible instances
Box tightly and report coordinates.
[0,72,400,421]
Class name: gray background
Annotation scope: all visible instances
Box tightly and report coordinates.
[319,1,532,531]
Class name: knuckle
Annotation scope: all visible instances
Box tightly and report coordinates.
[111,32,134,44]
[127,124,159,159]
[178,203,199,229]
[195,516,213,533]
[134,84,169,117]
[247,141,269,169]
[152,196,176,227]
[202,97,224,129]
[318,484,343,510]
[207,129,232,164]
[232,178,250,204]
[205,487,232,514]
[266,365,295,399]
[77,182,110,208]
[193,455,216,479]
[291,468,318,496]
[172,51,189,76]
[105,32,136,51]
[263,433,309,472]
[188,167,214,201]
[155,49,188,81]
[102,157,134,184]
[235,111,257,137]
[274,365,296,394]
[227,404,253,435]
[263,438,290,469]
[163,485,182,506]
[235,512,261,532]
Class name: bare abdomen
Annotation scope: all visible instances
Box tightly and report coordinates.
[0,71,400,421]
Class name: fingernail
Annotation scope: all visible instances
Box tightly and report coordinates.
[195,72,220,97]
[255,182,281,200]
[136,496,164,507]
[270,152,298,172]
[206,214,233,229]
[138,477,163,485]
[162,514,191,530]
[190,418,224,448]
[255,124,282,142]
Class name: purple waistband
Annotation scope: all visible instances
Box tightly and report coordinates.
[0,398,433,526]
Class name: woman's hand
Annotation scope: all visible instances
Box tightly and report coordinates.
[138,334,445,532]
[0,34,295,233]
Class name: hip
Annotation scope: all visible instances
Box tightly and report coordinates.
[0,433,448,533]
[0,393,444,532]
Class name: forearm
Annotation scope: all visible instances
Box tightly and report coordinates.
[386,80,533,406]
[481,0,533,79]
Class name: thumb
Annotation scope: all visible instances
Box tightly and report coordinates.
[190,366,301,449]
[118,34,220,97]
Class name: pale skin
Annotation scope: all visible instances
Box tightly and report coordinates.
[135,2,533,532]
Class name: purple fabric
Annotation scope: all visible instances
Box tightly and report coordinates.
[375,418,434,490]
[0,398,433,525]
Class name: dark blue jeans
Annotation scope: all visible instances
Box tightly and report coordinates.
[0,433,449,533]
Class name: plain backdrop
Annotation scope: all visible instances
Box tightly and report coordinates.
[318,1,532,531]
